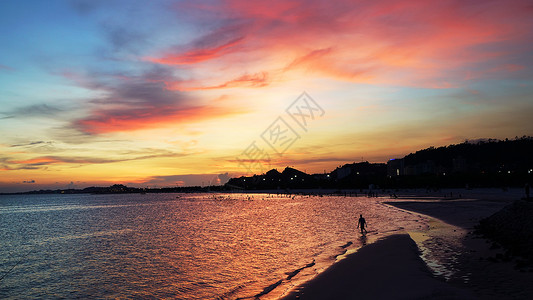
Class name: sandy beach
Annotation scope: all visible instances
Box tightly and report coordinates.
[281,234,473,299]
[281,188,533,299]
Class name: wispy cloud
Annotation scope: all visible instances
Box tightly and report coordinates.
[10,141,50,147]
[100,22,148,55]
[5,150,188,169]
[0,64,14,71]
[1,104,63,119]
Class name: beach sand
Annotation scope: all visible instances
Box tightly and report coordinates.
[281,234,473,299]
[281,189,533,299]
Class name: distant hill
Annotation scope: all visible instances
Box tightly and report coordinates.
[226,137,533,190]
[388,136,533,188]
[1,184,224,195]
[403,137,533,174]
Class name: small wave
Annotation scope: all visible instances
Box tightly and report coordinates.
[340,241,353,249]
[32,229,133,245]
[285,260,316,280]
[0,204,138,214]
[255,279,283,298]
[232,259,317,299]
[216,281,255,300]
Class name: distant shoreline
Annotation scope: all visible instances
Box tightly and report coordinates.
[2,186,526,199]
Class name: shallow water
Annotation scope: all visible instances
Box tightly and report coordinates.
[0,193,428,299]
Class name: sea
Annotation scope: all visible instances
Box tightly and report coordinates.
[0,193,429,299]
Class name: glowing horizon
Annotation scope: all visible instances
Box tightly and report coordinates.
[1,0,533,192]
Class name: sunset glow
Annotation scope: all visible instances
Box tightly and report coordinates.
[1,0,532,192]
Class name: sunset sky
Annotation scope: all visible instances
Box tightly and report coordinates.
[1,0,533,192]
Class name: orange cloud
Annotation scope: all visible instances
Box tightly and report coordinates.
[147,37,245,65]
[60,68,250,134]
[75,105,244,134]
[11,157,61,165]
[166,72,269,91]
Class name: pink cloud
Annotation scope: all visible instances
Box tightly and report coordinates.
[147,0,533,88]
[58,0,533,136]
[75,105,243,134]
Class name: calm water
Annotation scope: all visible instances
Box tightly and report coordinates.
[0,193,428,299]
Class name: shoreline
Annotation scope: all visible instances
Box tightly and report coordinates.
[279,190,533,299]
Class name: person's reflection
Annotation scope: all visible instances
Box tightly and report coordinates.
[359,234,367,246]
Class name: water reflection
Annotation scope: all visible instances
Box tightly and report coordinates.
[0,193,428,299]
[359,234,368,246]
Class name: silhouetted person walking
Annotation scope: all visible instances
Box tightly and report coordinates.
[357,214,367,234]
[526,183,530,200]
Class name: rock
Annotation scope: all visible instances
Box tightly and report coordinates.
[475,200,533,265]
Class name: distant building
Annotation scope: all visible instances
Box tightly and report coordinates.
[452,156,467,173]
[404,160,436,175]
[313,174,330,180]
[387,159,404,177]
[337,165,352,179]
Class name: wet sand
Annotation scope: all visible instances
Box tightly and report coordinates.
[281,189,533,299]
[387,194,533,299]
[281,234,473,299]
